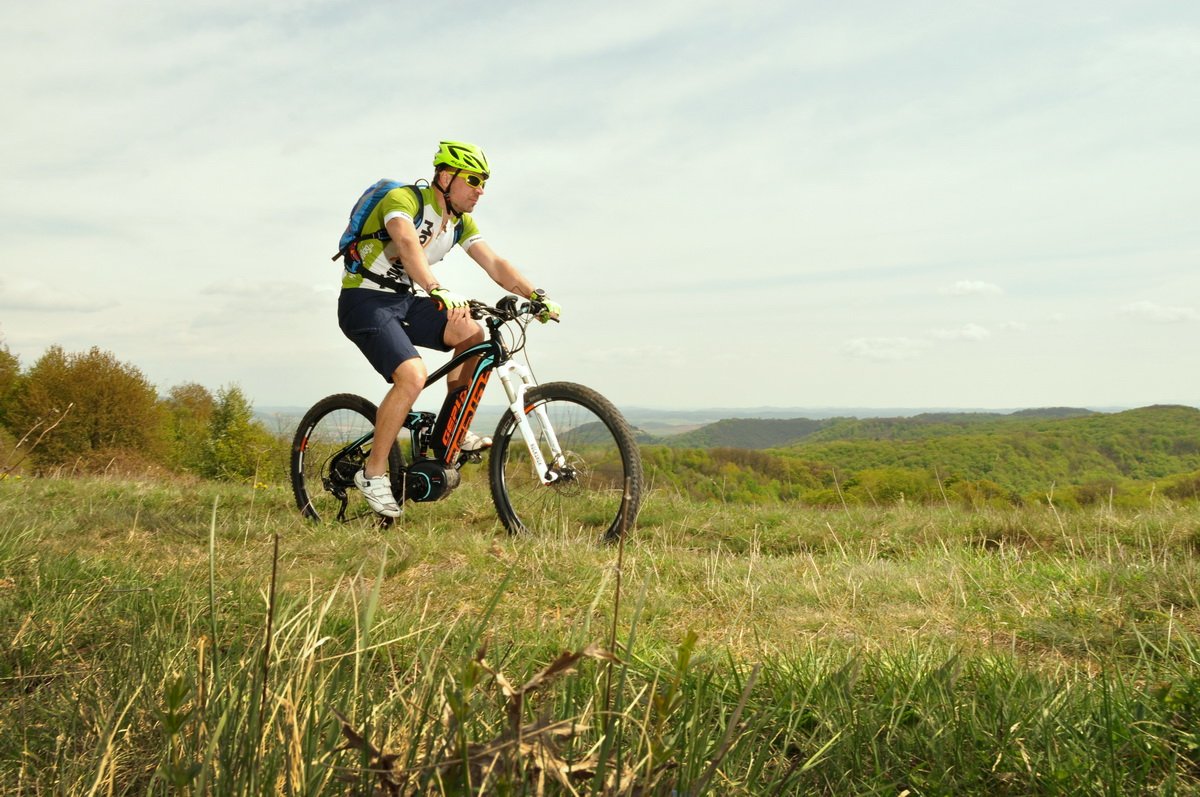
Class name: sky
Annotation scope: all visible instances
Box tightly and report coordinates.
[1,0,1197,415]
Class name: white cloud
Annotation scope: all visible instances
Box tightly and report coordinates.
[0,279,115,313]
[941,280,1002,296]
[929,324,991,341]
[573,344,686,369]
[1120,300,1200,323]
[843,337,928,362]
[2,2,1199,410]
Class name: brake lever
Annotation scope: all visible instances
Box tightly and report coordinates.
[522,300,560,323]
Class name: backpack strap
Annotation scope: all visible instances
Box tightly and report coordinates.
[340,185,431,293]
[333,184,426,263]
[353,268,414,293]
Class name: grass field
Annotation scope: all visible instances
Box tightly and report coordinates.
[3,472,1200,794]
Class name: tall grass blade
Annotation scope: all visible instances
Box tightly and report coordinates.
[690,663,761,796]
[207,496,220,684]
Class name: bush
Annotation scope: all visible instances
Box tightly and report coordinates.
[845,467,938,505]
[199,385,284,482]
[0,341,18,429]
[1163,471,1200,503]
[163,382,216,474]
[949,478,1018,509]
[5,346,165,471]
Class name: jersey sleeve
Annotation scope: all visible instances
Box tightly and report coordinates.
[458,213,483,251]
[378,186,422,225]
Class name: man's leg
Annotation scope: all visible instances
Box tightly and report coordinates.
[439,315,491,452]
[364,356,427,479]
[355,356,426,518]
[442,313,485,391]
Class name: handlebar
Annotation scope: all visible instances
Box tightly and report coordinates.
[469,296,559,323]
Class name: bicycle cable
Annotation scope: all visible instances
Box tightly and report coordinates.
[512,313,541,386]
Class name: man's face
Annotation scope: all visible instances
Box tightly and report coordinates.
[448,170,486,213]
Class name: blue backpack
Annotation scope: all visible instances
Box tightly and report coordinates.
[333,180,463,290]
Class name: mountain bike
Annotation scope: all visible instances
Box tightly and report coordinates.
[290,296,643,542]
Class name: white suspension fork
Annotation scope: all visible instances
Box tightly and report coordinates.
[495,361,565,484]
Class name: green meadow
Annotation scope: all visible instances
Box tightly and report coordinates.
[3,473,1200,795]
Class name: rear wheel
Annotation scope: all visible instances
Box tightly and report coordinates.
[290,393,403,523]
[489,382,642,542]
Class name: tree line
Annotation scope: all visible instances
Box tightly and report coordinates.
[0,342,283,482]
[5,339,1198,510]
[642,404,1200,509]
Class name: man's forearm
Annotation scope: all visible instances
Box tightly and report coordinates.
[385,219,438,291]
[396,239,437,291]
[491,260,535,297]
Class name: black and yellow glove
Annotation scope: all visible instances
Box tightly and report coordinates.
[430,286,469,311]
[530,289,561,323]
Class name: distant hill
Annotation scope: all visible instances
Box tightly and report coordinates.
[662,417,843,448]
[785,405,1200,490]
[656,407,1097,449]
[640,405,1200,506]
[261,403,1130,440]
[802,407,1098,444]
[616,405,1115,435]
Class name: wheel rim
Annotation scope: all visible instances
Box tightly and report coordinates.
[295,405,379,523]
[494,396,634,538]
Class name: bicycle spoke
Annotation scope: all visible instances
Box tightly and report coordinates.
[490,382,641,541]
[291,394,402,524]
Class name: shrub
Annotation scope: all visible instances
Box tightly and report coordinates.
[199,385,283,482]
[163,382,216,474]
[1163,471,1200,503]
[5,346,165,470]
[949,478,1018,509]
[0,341,18,429]
[845,467,938,505]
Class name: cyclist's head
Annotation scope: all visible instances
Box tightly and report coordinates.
[433,140,489,215]
[433,140,490,179]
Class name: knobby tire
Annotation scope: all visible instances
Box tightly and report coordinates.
[488,381,643,542]
[290,393,403,523]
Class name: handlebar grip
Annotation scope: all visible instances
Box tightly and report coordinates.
[524,299,560,322]
[496,295,519,318]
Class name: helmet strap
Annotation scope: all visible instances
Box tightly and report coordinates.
[437,168,464,217]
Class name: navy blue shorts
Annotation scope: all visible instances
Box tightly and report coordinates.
[338,288,451,382]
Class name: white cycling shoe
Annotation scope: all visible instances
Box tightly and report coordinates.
[460,431,493,452]
[353,469,401,517]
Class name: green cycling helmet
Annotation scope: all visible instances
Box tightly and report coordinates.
[433,140,490,178]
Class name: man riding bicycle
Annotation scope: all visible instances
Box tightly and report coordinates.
[338,140,561,518]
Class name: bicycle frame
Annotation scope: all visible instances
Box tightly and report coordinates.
[412,318,567,485]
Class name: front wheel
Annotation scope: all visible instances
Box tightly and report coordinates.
[489,382,643,542]
[291,393,403,523]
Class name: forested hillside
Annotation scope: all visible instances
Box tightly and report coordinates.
[663,416,841,448]
[661,407,1098,448]
[803,407,1098,443]
[5,340,1198,511]
[644,405,1200,508]
[792,405,1199,486]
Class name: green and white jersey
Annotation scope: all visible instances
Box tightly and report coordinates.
[341,185,483,292]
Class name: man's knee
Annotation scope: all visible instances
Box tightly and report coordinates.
[391,357,427,394]
[444,317,484,349]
